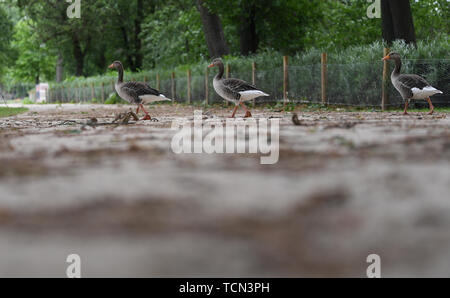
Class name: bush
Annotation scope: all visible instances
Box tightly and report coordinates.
[22,97,33,104]
[104,92,127,105]
[48,35,449,107]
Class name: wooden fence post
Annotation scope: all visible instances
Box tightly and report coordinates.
[283,56,289,111]
[382,47,390,111]
[84,83,87,102]
[60,86,64,103]
[205,67,209,105]
[225,63,230,106]
[111,80,115,101]
[187,69,192,104]
[144,76,148,83]
[156,74,160,90]
[171,72,176,104]
[252,62,256,106]
[321,52,328,105]
[91,83,95,102]
[101,82,105,103]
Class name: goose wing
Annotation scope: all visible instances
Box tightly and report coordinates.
[222,78,258,93]
[121,81,161,97]
[395,74,432,99]
[397,74,430,90]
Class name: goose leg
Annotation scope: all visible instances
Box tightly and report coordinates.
[403,101,409,115]
[239,102,252,118]
[426,97,434,115]
[136,105,140,114]
[139,104,158,121]
[230,104,239,118]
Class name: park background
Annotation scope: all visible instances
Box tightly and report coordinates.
[0,0,449,278]
[0,0,448,108]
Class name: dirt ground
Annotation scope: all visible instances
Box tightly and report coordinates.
[0,103,449,277]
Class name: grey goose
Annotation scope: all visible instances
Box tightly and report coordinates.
[208,58,269,118]
[108,61,170,120]
[382,52,442,115]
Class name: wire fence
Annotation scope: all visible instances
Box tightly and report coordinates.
[0,83,35,100]
[46,52,450,109]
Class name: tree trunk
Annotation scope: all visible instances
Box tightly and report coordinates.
[120,25,134,70]
[134,0,143,70]
[381,0,416,45]
[56,53,64,83]
[381,0,395,44]
[196,0,229,58]
[239,3,258,56]
[72,34,85,76]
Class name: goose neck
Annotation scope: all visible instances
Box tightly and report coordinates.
[117,66,124,83]
[392,57,401,76]
[215,62,224,80]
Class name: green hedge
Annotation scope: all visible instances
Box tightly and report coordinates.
[48,35,449,107]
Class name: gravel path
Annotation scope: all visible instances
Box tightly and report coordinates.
[0,104,449,277]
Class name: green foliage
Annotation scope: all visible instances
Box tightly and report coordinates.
[47,35,449,107]
[2,0,448,94]
[104,92,127,105]
[141,1,208,68]
[10,20,56,83]
[0,107,28,118]
[0,5,14,80]
[22,97,33,104]
[308,0,381,50]
[412,0,450,38]
[207,0,325,54]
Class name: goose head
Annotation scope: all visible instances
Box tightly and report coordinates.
[208,58,223,68]
[382,52,401,62]
[108,61,124,71]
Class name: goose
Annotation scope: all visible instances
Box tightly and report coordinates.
[108,61,170,120]
[382,52,442,115]
[208,58,269,118]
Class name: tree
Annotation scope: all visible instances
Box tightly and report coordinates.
[411,0,449,39]
[381,0,416,45]
[195,0,229,58]
[141,0,209,68]
[0,5,14,82]
[238,1,258,55]
[134,0,144,70]
[108,0,149,71]
[207,0,325,55]
[17,0,109,77]
[11,20,55,84]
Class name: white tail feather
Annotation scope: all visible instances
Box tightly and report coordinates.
[140,94,172,103]
[239,90,269,101]
[411,86,443,99]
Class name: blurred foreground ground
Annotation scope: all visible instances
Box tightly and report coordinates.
[0,104,449,277]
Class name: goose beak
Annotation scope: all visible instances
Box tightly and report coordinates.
[207,63,214,68]
[108,64,114,69]
[382,55,390,61]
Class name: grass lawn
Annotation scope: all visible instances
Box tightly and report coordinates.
[0,107,28,118]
